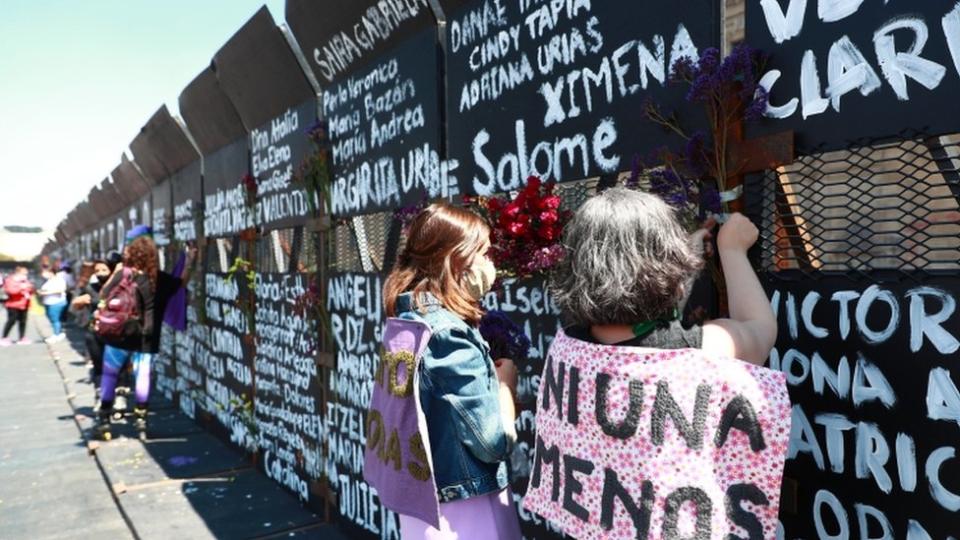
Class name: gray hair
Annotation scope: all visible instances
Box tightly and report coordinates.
[550,187,703,326]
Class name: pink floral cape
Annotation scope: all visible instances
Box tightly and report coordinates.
[523,329,791,539]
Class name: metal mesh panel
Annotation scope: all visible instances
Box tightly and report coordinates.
[256,233,279,274]
[332,221,362,273]
[255,228,296,273]
[559,178,597,213]
[752,133,960,280]
[300,229,319,274]
[360,212,393,272]
[206,238,233,273]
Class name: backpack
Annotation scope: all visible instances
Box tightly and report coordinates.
[96,268,144,343]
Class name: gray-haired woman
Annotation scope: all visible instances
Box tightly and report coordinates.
[550,187,776,362]
[522,188,788,538]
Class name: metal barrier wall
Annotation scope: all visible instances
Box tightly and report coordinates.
[45,1,960,539]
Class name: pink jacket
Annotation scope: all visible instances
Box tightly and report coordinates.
[4,275,33,310]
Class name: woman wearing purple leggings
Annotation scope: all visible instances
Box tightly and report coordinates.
[94,226,195,439]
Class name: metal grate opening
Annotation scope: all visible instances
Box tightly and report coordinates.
[751,133,960,280]
[300,229,319,274]
[559,178,596,213]
[332,221,362,273]
[359,212,393,272]
[256,229,296,273]
[205,238,233,273]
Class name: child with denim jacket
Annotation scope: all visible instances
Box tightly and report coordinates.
[383,203,521,539]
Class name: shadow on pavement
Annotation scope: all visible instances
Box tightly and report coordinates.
[44,319,345,540]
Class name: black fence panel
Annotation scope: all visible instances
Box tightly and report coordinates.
[745,132,960,538]
[748,2,960,154]
[440,0,720,194]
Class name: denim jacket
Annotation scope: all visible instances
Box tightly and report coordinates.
[394,292,510,503]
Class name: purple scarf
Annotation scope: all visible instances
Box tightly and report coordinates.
[163,252,188,331]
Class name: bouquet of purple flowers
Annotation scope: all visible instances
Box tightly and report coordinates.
[479,310,531,362]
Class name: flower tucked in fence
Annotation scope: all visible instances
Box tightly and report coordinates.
[479,310,531,363]
[291,277,333,343]
[468,176,569,278]
[641,44,769,217]
[242,173,258,208]
[296,120,332,217]
[224,257,257,335]
[393,198,429,234]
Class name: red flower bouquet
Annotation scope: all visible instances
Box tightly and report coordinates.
[472,176,569,278]
[241,173,258,212]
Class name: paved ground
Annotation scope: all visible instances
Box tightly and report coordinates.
[0,308,345,540]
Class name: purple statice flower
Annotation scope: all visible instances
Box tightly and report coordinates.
[698,47,722,75]
[731,44,766,101]
[700,184,722,215]
[684,131,709,177]
[479,310,532,362]
[306,120,326,143]
[649,168,670,194]
[393,198,429,232]
[627,154,643,188]
[649,168,694,211]
[666,192,688,208]
[686,48,722,102]
[744,86,770,121]
[718,47,744,85]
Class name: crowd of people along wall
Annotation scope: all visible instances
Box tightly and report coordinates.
[43,1,960,539]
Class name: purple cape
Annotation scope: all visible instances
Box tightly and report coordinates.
[162,252,188,331]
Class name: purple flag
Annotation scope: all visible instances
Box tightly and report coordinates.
[363,318,441,529]
[163,252,187,331]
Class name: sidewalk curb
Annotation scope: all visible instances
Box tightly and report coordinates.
[37,319,142,540]
[34,318,342,539]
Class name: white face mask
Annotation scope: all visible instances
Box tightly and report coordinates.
[464,256,497,300]
[90,275,99,285]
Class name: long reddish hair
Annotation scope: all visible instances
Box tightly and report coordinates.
[124,236,159,288]
[384,203,490,324]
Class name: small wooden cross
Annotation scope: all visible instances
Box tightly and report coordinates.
[724,120,794,212]
[724,121,811,271]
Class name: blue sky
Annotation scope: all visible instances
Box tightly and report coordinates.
[0,0,285,231]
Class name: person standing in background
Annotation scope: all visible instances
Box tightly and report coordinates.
[71,256,119,390]
[58,261,76,289]
[1,266,35,346]
[38,266,68,343]
[57,261,76,324]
